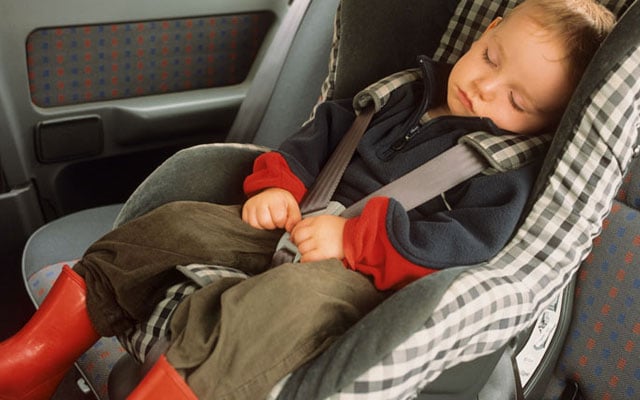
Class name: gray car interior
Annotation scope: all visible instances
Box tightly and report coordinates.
[9,0,640,399]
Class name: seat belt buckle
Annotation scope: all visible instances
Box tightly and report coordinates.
[271,201,346,267]
[272,231,302,264]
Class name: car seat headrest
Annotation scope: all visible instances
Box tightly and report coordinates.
[321,0,524,104]
[318,0,632,106]
[328,0,454,99]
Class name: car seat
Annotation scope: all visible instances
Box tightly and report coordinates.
[21,0,639,399]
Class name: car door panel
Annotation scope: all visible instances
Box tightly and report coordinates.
[0,0,288,253]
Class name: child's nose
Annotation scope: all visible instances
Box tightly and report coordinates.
[474,77,499,102]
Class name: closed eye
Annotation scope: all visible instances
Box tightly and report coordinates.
[482,48,497,67]
[483,47,526,113]
[509,92,526,113]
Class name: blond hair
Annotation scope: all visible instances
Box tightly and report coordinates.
[509,0,616,81]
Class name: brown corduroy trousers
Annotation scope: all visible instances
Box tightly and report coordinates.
[74,201,385,400]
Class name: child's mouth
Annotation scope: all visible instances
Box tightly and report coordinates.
[457,88,474,113]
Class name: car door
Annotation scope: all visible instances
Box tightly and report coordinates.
[0,0,288,256]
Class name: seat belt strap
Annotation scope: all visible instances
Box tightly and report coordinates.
[270,107,374,267]
[300,107,375,214]
[341,143,488,218]
[271,123,488,266]
[226,0,314,143]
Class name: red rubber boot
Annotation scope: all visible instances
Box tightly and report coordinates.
[127,355,198,400]
[0,265,100,400]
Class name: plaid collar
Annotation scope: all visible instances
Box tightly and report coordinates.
[353,59,552,173]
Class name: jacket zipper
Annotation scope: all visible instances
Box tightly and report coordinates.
[391,125,421,151]
[386,56,433,155]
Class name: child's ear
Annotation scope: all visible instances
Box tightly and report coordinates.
[484,17,503,32]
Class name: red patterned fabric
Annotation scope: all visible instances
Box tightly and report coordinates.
[544,159,640,400]
[26,13,273,106]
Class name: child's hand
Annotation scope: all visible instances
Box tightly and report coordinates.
[242,188,302,231]
[290,215,347,262]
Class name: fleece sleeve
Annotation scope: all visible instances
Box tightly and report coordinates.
[243,99,357,201]
[343,197,438,290]
[243,152,308,203]
[343,162,539,291]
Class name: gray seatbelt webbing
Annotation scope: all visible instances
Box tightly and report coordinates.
[271,136,488,267]
[226,0,314,143]
[271,107,374,266]
[300,107,375,214]
[341,143,488,218]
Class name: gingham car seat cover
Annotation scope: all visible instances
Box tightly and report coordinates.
[269,0,640,398]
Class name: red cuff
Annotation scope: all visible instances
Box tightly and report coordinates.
[243,152,307,202]
[343,197,436,290]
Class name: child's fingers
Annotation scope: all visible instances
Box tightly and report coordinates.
[291,215,346,261]
[289,219,310,245]
[243,202,276,230]
[241,204,262,229]
[246,210,264,230]
[295,235,321,263]
[269,203,288,229]
[290,220,328,261]
[285,203,302,232]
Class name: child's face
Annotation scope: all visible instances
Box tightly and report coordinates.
[445,8,573,135]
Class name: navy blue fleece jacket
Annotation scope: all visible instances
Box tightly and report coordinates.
[244,57,541,290]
